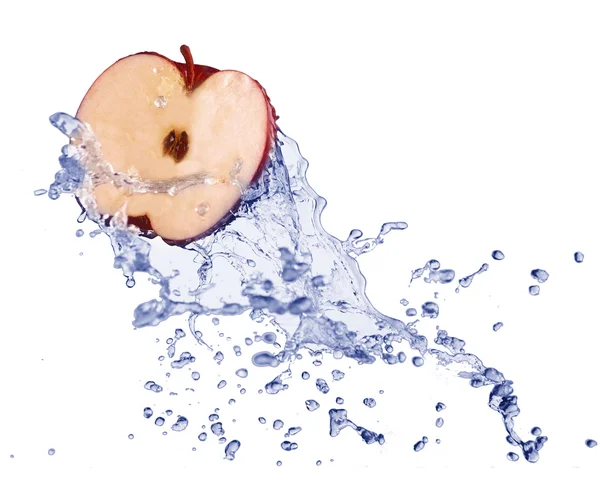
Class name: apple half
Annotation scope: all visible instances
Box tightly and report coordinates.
[76,45,277,244]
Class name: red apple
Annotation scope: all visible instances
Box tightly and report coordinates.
[75,45,277,244]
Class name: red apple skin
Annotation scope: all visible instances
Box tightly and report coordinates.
[75,46,278,246]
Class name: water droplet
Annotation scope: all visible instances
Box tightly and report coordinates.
[143,407,153,418]
[281,441,298,451]
[211,422,225,436]
[191,371,200,380]
[336,397,344,405]
[273,420,284,430]
[258,417,266,424]
[224,440,241,460]
[414,440,425,452]
[154,96,167,109]
[154,417,165,427]
[171,416,188,432]
[492,250,505,260]
[507,452,519,461]
[585,439,597,448]
[400,298,409,306]
[493,322,504,332]
[531,427,542,436]
[288,426,302,436]
[276,461,282,466]
[436,417,444,428]
[48,448,55,456]
[262,332,277,343]
[198,432,207,441]
[301,371,310,380]
[363,398,376,408]
[209,413,219,422]
[128,434,134,440]
[406,308,417,317]
[421,301,439,318]
[332,369,345,381]
[574,251,584,263]
[435,402,446,412]
[529,285,540,296]
[235,368,248,378]
[305,399,320,412]
[195,202,210,217]
[144,381,163,393]
[316,378,330,394]
[34,189,47,196]
[75,229,84,237]
[531,269,549,283]
[412,356,424,367]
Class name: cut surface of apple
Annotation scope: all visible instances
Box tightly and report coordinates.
[76,46,276,243]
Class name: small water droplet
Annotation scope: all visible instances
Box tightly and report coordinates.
[574,251,584,263]
[493,322,504,332]
[492,250,505,260]
[507,452,519,461]
[224,440,241,460]
[48,448,55,456]
[585,439,597,448]
[128,434,134,440]
[529,285,540,296]
[154,96,167,109]
[331,369,345,381]
[531,269,549,283]
[281,441,298,451]
[195,202,210,217]
[413,440,425,452]
[316,378,330,394]
[412,356,424,367]
[305,399,320,411]
[363,398,376,408]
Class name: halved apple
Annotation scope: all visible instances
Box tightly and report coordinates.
[76,45,277,244]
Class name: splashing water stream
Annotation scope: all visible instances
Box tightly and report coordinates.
[45,112,549,463]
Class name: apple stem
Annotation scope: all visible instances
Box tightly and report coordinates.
[180,45,195,92]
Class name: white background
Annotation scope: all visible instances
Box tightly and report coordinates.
[1,0,599,489]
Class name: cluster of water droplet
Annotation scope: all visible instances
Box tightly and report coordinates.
[34,112,598,464]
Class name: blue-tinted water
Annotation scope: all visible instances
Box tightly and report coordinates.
[45,111,559,464]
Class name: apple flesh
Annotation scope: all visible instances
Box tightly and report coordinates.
[75,45,276,244]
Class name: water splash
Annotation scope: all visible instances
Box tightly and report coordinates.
[45,112,549,463]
